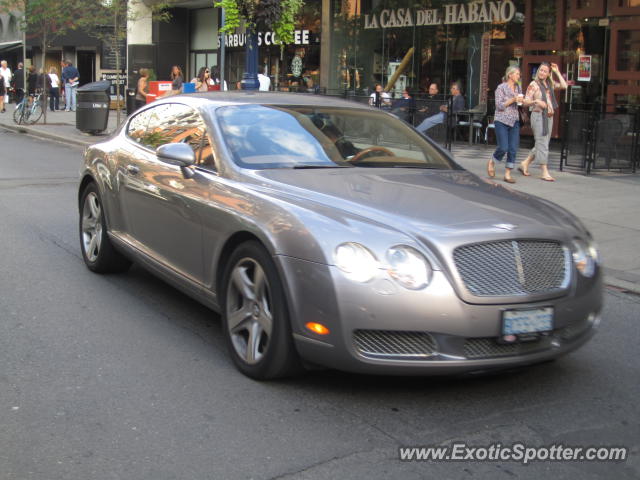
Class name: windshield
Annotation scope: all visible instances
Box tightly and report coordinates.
[216,105,460,170]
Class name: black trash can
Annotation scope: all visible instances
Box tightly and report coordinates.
[126,88,137,116]
[76,81,111,134]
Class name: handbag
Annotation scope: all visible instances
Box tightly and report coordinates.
[518,105,530,125]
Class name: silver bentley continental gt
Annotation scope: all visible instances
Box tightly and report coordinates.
[78,92,602,379]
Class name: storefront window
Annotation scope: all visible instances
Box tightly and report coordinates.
[530,0,557,43]
[221,0,321,90]
[189,8,219,80]
[616,30,640,72]
[329,0,525,110]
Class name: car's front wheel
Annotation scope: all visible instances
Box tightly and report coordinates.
[221,241,300,380]
[79,183,131,273]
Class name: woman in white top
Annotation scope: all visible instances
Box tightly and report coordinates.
[48,66,61,111]
[0,60,12,113]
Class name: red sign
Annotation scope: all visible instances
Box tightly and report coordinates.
[578,55,591,82]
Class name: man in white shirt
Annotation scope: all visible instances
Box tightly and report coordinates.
[258,73,271,92]
[369,83,391,108]
[0,60,12,113]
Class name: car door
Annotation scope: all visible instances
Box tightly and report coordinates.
[120,103,210,284]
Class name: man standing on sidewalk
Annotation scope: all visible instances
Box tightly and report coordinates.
[12,62,24,105]
[61,61,79,112]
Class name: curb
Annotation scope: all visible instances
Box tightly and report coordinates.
[604,276,640,296]
[1,123,102,148]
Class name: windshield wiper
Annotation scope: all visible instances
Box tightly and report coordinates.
[349,162,442,169]
[292,164,352,169]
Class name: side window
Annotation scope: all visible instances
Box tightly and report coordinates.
[125,104,215,168]
[126,109,152,145]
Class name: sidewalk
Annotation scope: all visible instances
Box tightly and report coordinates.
[2,108,639,294]
[0,108,123,147]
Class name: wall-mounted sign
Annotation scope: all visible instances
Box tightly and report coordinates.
[100,33,126,71]
[220,29,315,49]
[480,32,492,105]
[364,1,516,29]
[578,55,592,82]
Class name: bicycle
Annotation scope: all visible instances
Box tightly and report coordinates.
[13,90,44,125]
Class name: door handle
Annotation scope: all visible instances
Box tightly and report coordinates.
[126,165,140,175]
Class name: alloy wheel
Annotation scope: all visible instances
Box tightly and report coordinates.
[81,192,103,263]
[226,258,273,365]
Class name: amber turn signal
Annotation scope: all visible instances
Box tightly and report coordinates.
[305,322,330,335]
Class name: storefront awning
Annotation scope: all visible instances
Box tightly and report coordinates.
[0,40,22,52]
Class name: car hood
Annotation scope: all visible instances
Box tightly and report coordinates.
[251,168,581,239]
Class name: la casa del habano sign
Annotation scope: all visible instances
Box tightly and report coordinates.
[364,0,516,29]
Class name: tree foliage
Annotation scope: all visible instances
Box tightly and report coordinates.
[214,0,304,44]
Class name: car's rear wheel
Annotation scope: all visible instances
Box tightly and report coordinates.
[222,241,300,380]
[79,183,131,273]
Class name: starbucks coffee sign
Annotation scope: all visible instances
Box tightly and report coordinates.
[364,0,516,29]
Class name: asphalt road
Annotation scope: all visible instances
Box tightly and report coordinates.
[1,130,639,480]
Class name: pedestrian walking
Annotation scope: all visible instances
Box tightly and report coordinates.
[61,60,80,112]
[487,65,523,183]
[48,67,61,111]
[519,62,567,181]
[0,60,12,112]
[135,68,149,110]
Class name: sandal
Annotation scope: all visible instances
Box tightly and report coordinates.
[517,166,531,176]
[504,177,516,184]
[541,176,555,182]
[487,159,495,178]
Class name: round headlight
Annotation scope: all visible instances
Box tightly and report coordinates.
[386,245,432,290]
[334,243,379,283]
[572,239,596,277]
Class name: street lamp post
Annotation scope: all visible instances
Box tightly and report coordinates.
[240,29,259,90]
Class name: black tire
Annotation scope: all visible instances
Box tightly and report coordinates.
[221,241,301,380]
[79,183,131,273]
[25,102,43,125]
[13,105,24,124]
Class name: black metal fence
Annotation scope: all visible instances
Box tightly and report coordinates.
[561,106,639,174]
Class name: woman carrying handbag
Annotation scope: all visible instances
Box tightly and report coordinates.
[519,62,567,181]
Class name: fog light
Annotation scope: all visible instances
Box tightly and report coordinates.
[588,312,601,328]
[306,322,330,335]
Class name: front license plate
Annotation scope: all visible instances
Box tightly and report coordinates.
[502,307,554,335]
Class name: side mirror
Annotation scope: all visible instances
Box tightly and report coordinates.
[156,143,196,178]
[156,143,196,168]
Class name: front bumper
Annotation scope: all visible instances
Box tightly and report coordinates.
[277,255,602,375]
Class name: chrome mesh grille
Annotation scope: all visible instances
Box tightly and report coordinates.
[453,240,568,297]
[464,337,551,359]
[353,330,437,359]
